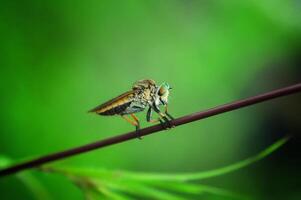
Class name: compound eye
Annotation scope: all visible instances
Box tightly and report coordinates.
[158,87,166,96]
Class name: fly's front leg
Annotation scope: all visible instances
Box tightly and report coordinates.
[152,104,173,129]
[146,107,166,128]
[164,105,175,128]
[164,104,175,120]
[159,99,174,121]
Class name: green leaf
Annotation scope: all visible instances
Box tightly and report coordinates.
[105,180,185,200]
[145,181,203,194]
[41,136,290,200]
[144,181,249,200]
[17,172,51,200]
[41,166,117,180]
[94,186,132,200]
[122,136,290,181]
[82,188,105,200]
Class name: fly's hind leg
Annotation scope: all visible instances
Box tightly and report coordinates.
[130,114,142,139]
[121,115,141,139]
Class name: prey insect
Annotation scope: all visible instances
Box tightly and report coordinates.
[89,79,174,139]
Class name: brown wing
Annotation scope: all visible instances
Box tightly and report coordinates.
[89,90,136,115]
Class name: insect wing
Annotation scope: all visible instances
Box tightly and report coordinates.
[89,90,136,114]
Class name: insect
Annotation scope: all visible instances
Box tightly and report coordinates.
[89,79,174,138]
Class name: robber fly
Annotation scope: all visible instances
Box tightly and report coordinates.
[89,79,174,138]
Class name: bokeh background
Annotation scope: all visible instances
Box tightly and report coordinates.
[1,0,301,199]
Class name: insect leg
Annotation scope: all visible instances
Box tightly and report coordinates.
[164,104,175,121]
[146,106,152,122]
[152,104,173,129]
[121,115,141,139]
[146,107,166,128]
[130,114,142,139]
[121,115,138,126]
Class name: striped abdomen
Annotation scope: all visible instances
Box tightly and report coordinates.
[89,91,135,116]
[99,102,132,115]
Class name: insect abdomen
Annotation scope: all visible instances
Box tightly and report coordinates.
[89,91,135,115]
[99,102,131,116]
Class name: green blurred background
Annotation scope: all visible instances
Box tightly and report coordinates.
[1,0,301,199]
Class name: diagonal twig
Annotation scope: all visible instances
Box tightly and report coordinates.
[0,82,301,177]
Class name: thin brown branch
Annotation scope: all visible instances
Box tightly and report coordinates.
[1,82,301,177]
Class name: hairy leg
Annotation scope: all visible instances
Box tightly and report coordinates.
[121,115,141,139]
[147,107,169,129]
[152,105,173,129]
[164,105,174,119]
